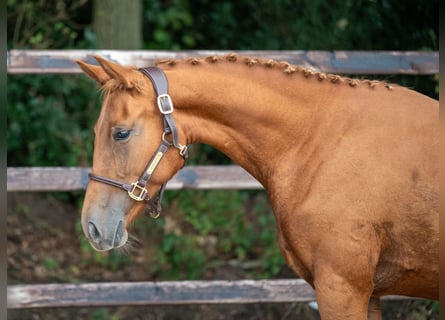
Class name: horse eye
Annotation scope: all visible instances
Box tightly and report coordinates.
[113,129,131,141]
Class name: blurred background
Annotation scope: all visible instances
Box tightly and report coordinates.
[7,0,438,319]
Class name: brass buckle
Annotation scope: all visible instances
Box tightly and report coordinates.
[128,182,148,201]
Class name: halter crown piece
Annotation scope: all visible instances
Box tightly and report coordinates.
[88,67,188,218]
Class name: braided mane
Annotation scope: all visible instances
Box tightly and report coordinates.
[156,53,393,90]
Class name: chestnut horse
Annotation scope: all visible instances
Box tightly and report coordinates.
[77,54,438,320]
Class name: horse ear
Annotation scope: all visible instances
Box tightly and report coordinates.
[76,60,111,85]
[93,54,135,87]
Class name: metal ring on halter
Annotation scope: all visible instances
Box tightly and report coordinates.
[150,210,161,219]
[162,132,188,158]
[161,132,172,145]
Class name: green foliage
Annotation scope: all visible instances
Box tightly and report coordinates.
[90,308,119,320]
[414,300,440,318]
[7,1,97,168]
[145,190,285,280]
[7,74,99,166]
[155,232,207,279]
[142,0,438,51]
[7,0,94,49]
[43,257,59,271]
[179,190,255,259]
[144,0,195,49]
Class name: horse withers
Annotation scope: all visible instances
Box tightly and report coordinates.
[77,54,438,320]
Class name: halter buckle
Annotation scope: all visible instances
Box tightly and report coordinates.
[128,182,148,201]
[157,94,174,114]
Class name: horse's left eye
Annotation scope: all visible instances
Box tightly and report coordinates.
[113,129,131,141]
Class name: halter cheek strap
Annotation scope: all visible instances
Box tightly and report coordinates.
[88,67,188,219]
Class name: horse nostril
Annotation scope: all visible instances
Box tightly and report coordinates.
[88,221,101,243]
[114,220,124,247]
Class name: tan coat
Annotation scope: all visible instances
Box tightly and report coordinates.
[78,54,438,320]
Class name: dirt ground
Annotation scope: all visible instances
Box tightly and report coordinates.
[7,192,437,319]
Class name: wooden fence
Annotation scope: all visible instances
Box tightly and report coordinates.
[7,50,438,309]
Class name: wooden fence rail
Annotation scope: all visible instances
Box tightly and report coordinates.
[7,50,437,309]
[7,50,438,74]
[6,165,262,192]
[8,279,414,309]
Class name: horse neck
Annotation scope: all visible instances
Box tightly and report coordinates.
[163,61,343,188]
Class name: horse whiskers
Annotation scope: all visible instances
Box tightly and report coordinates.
[117,235,141,255]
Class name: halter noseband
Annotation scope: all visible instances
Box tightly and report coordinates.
[88,67,188,218]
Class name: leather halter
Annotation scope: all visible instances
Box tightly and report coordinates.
[88,67,188,218]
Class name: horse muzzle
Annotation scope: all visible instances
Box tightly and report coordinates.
[82,211,128,251]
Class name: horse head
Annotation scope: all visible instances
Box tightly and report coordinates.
[77,55,187,251]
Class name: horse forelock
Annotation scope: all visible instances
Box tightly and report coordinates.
[100,66,146,94]
[155,53,394,90]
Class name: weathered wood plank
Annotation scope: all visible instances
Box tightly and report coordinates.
[7,50,438,75]
[7,280,313,308]
[7,167,90,192]
[6,166,263,192]
[6,279,414,309]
